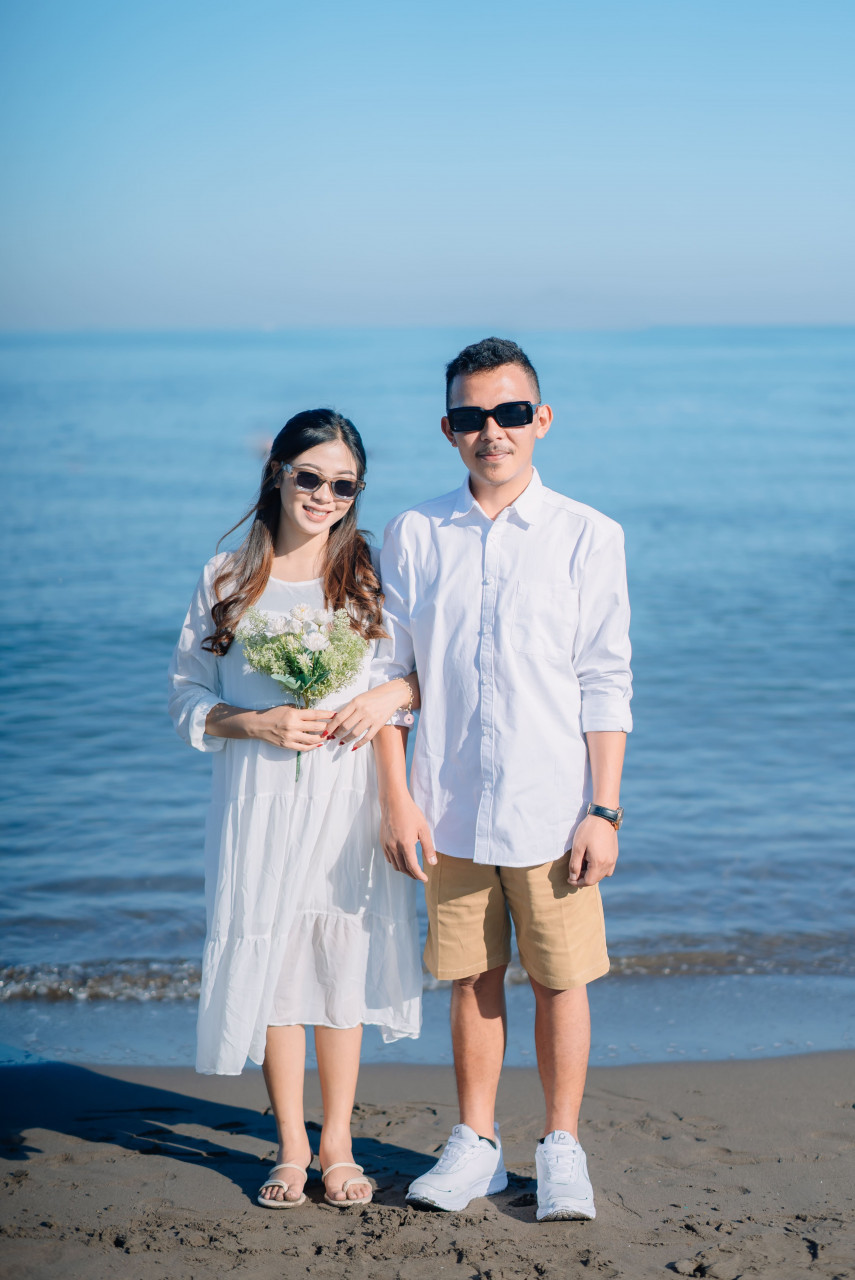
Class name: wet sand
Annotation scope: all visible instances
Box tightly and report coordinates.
[2,1053,853,1279]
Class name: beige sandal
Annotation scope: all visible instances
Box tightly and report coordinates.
[257,1161,309,1209]
[321,1161,373,1207]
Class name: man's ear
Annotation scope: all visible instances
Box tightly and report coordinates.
[441,416,458,448]
[534,404,553,440]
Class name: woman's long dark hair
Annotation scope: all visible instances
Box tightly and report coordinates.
[202,409,385,655]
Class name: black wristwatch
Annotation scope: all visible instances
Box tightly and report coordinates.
[586,802,624,830]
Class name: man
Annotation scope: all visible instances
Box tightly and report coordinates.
[373,337,632,1222]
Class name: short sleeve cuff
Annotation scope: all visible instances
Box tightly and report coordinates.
[580,693,633,734]
[189,695,227,752]
[369,631,411,690]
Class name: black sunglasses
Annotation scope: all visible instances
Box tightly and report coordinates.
[281,463,365,501]
[446,400,543,433]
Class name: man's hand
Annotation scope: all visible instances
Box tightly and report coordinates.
[567,815,619,887]
[380,792,436,883]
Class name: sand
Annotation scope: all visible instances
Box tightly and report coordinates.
[1,1052,853,1279]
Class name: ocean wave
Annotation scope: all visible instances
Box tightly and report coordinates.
[0,961,201,1003]
[3,931,853,1003]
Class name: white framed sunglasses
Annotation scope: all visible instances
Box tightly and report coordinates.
[280,462,365,501]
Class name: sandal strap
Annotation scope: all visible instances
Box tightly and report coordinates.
[260,1161,309,1190]
[322,1161,364,1178]
[341,1175,372,1194]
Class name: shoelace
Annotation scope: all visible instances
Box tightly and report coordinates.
[542,1145,583,1184]
[434,1140,480,1172]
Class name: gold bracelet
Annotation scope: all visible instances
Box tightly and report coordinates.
[397,677,415,724]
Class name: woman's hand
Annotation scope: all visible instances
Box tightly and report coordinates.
[205,702,330,751]
[323,675,418,749]
[251,705,330,750]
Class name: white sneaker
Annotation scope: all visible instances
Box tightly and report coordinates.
[406,1123,508,1211]
[535,1130,596,1221]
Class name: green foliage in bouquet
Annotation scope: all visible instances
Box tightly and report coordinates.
[236,604,369,777]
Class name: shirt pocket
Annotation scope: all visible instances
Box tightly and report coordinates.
[510,580,580,662]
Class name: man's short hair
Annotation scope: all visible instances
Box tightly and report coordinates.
[445,337,541,410]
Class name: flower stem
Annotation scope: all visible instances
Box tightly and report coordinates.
[295,692,312,783]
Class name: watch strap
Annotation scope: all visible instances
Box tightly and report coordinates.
[586,802,624,830]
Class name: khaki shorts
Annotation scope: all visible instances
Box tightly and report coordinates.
[424,852,610,990]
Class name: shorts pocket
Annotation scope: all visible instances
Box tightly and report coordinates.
[510,580,579,661]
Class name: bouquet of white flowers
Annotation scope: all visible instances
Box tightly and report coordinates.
[236,603,369,778]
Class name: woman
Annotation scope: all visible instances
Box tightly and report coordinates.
[168,409,421,1209]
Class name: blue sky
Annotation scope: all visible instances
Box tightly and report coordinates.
[1,0,852,329]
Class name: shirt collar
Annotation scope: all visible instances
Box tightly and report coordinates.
[449,467,544,526]
[449,477,481,521]
[508,468,544,525]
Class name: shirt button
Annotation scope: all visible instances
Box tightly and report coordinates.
[483,576,492,585]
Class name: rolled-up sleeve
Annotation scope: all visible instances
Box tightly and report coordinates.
[168,562,227,752]
[369,519,417,692]
[575,524,633,733]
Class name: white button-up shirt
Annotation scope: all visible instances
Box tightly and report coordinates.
[378,468,633,868]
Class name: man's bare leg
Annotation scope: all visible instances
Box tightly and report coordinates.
[530,978,591,1139]
[452,964,508,1140]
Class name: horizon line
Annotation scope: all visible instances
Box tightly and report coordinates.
[1,321,854,342]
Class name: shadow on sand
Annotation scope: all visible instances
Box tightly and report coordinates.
[0,1061,461,1208]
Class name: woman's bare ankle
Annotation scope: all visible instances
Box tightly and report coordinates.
[275,1140,313,1162]
[319,1127,369,1201]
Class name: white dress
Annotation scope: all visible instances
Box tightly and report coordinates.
[168,554,422,1075]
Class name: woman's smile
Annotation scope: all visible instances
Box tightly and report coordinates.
[301,501,334,522]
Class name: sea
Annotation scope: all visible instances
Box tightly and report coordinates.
[1,327,853,1070]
